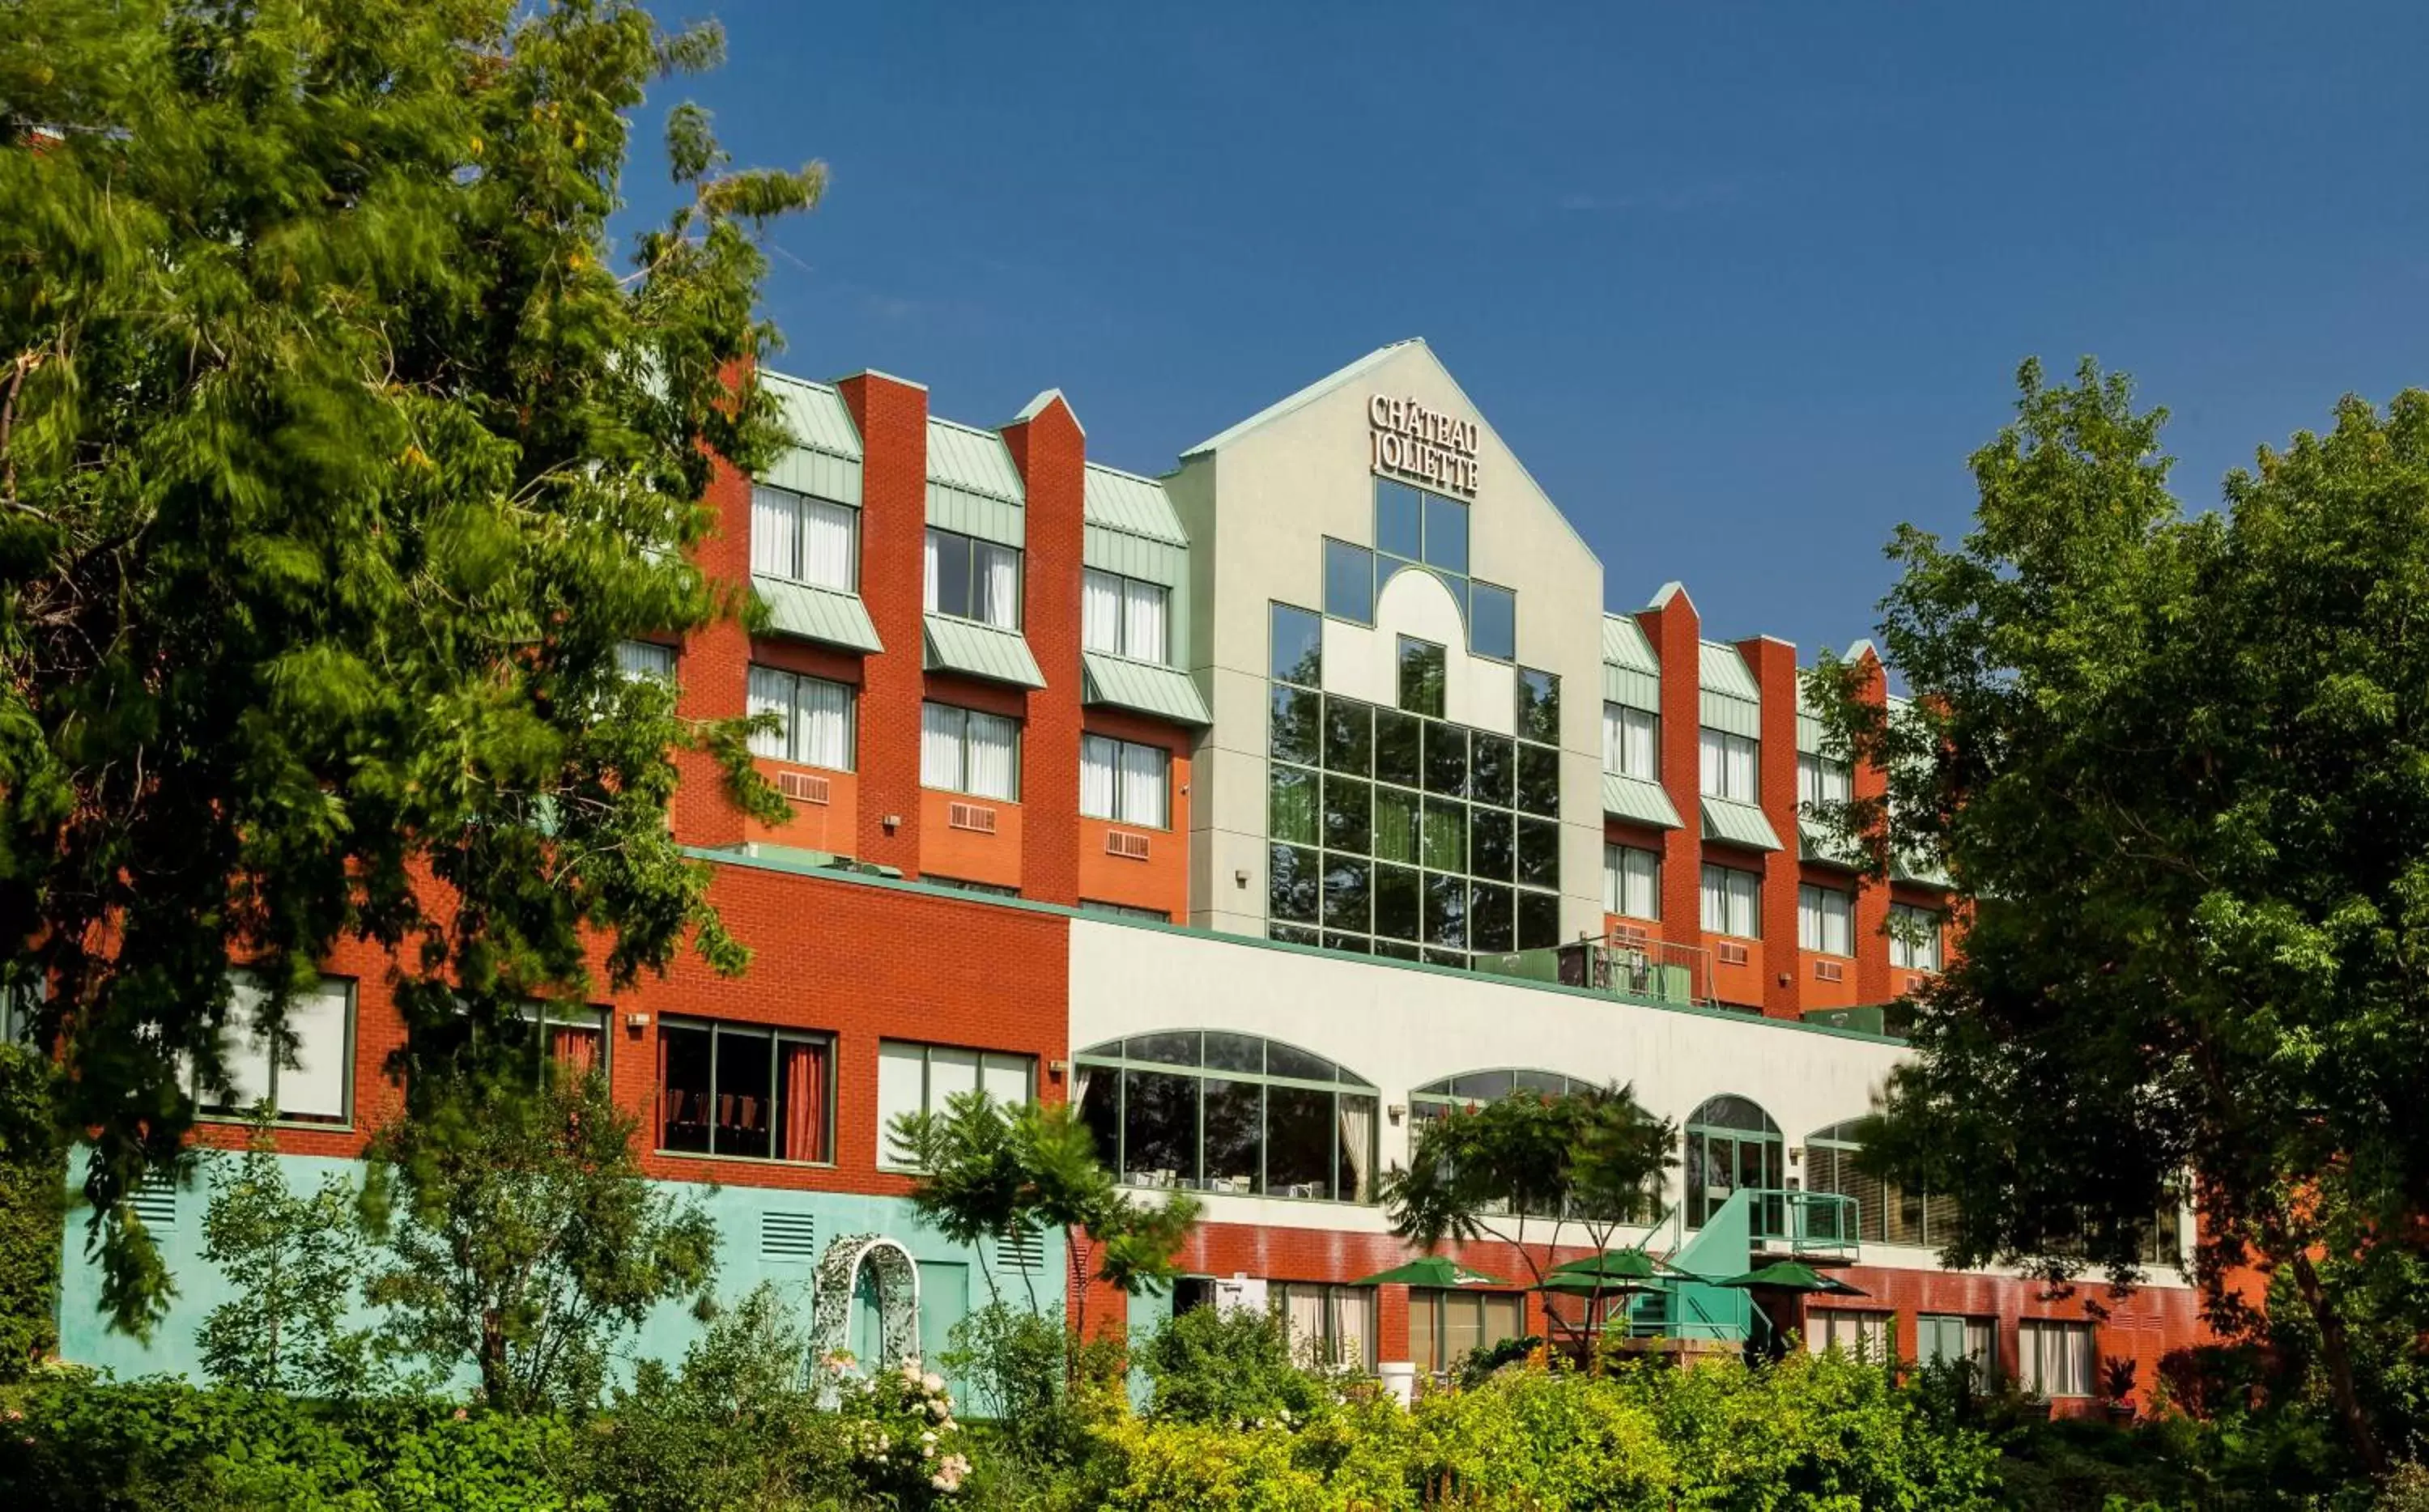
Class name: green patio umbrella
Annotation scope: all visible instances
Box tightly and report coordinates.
[1546,1247,1683,1285]
[1533,1270,1660,1295]
[1351,1255,1513,1288]
[1712,1260,1869,1296]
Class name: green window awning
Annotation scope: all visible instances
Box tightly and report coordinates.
[1082,652,1210,726]
[1799,817,1864,870]
[751,575,883,654]
[1701,796,1783,852]
[1602,772,1682,829]
[1892,847,1954,889]
[922,614,1045,689]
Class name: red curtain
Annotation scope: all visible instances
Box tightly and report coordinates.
[551,1026,599,1074]
[783,1041,828,1162]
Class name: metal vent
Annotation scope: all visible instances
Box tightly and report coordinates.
[761,1211,819,1260]
[1608,924,1649,949]
[777,770,831,805]
[129,1172,178,1232]
[1716,941,1750,966]
[1813,959,1844,983]
[1104,830,1150,860]
[998,1225,1042,1274]
[947,801,998,835]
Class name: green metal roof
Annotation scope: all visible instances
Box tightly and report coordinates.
[1698,640,1760,700]
[925,418,1023,503]
[922,614,1045,688]
[1082,464,1189,546]
[1182,340,1419,456]
[1701,796,1783,852]
[1602,614,1660,673]
[1082,652,1210,726]
[1602,773,1682,829]
[761,372,863,458]
[1799,817,1864,870]
[751,575,883,654]
[1892,849,1954,890]
[1796,686,1824,754]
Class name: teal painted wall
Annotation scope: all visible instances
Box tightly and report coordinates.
[55,1150,1058,1402]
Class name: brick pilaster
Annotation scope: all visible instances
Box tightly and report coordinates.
[837,372,930,874]
[1001,393,1087,906]
[1636,587,1706,979]
[1737,635,1804,1021]
[1847,644,1896,1006]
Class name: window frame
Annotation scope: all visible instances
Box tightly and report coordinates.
[1072,1034,1380,1204]
[1604,843,1661,921]
[1890,902,1943,970]
[1699,863,1762,938]
[1080,732,1172,829]
[877,1039,1037,1170]
[654,1014,836,1166]
[192,974,357,1129]
[1797,750,1853,811]
[921,700,1022,801]
[925,526,1023,630]
[1699,727,1760,801]
[1273,1281,1379,1371]
[1797,882,1854,957]
[1082,567,1173,665]
[1603,703,1657,779]
[747,663,857,771]
[751,482,861,592]
[1806,1308,1898,1364]
[1409,1286,1527,1375]
[2018,1319,2097,1399]
[615,639,678,683]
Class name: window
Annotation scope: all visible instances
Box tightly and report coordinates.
[1074,1034,1378,1202]
[1700,864,1761,937]
[1515,669,1559,746]
[747,665,855,769]
[1083,570,1169,664]
[1798,884,1853,955]
[1271,602,1321,686]
[877,1041,1036,1167]
[1605,844,1660,920]
[1323,538,1375,623]
[1917,1315,1997,1378]
[751,484,858,591]
[1275,1282,1377,1370]
[657,1017,832,1162]
[1806,1119,1956,1249]
[1699,728,1759,801]
[616,640,677,682]
[1798,752,1853,811]
[925,876,1019,898]
[1409,1289,1526,1375]
[1470,584,1516,661]
[1891,903,1943,970]
[2019,1320,2097,1398]
[1397,637,1445,718]
[925,528,1021,629]
[1603,704,1657,778]
[921,702,1019,800]
[1079,900,1172,922]
[1807,1309,1896,1362]
[194,975,353,1126]
[1081,734,1169,828]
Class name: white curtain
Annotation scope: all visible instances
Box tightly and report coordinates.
[276,982,351,1122]
[921,703,961,788]
[1698,727,1724,796]
[1606,845,1657,918]
[1079,735,1118,819]
[1620,707,1657,777]
[921,530,942,611]
[1703,864,1757,936]
[965,711,1018,799]
[1118,741,1167,827]
[798,498,857,590]
[1338,1096,1375,1202]
[876,1042,926,1166]
[747,665,793,760]
[615,640,676,683]
[980,1053,1032,1106]
[1284,1288,1325,1367]
[978,542,1019,629]
[1725,735,1757,799]
[751,485,797,577]
[1602,705,1624,775]
[1602,843,1623,914]
[1122,579,1167,664]
[1082,570,1123,654]
[796,676,853,771]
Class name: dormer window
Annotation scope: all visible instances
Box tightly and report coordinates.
[751,484,857,592]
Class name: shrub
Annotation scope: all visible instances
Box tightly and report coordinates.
[942,1300,1123,1472]
[1138,1305,1327,1428]
[0,1044,66,1381]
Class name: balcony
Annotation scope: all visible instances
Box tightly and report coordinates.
[1473,937,1716,1009]
[1746,1189,1861,1264]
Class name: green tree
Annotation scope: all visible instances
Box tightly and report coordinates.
[1806,358,2429,1473]
[893,1091,1200,1374]
[0,1039,66,1379]
[1380,1083,1677,1340]
[195,1111,380,1395]
[0,0,817,1335]
[360,1068,718,1412]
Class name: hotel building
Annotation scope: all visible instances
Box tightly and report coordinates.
[57,340,2204,1405]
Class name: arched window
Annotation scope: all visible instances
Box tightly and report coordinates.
[1073,1033,1379,1203]
[1806,1119,1952,1247]
[1684,1094,1783,1230]
[1407,1068,1588,1125]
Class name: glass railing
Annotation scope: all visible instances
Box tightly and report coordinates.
[1749,1189,1861,1258]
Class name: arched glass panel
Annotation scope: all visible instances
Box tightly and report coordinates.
[1071,1033,1379,1202]
[1684,1094,1784,1230]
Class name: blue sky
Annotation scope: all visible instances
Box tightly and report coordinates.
[620,2,2427,656]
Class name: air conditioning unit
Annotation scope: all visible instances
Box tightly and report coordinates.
[1903,973,1929,996]
[776,770,829,805]
[1105,830,1151,860]
[947,801,998,835]
[1814,959,1845,983]
[1716,941,1750,966]
[1609,924,1649,949]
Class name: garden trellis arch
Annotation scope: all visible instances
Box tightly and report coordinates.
[809,1232,922,1368]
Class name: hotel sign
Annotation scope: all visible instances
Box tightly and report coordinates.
[1369,393,1481,496]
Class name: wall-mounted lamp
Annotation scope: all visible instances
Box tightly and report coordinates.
[1049,1058,1069,1080]
[623,1012,650,1032]
[882,813,903,832]
[1386,1103,1407,1125]
[1234,869,1250,888]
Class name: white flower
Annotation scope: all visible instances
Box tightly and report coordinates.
[921,1430,938,1445]
[922,1371,946,1394]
